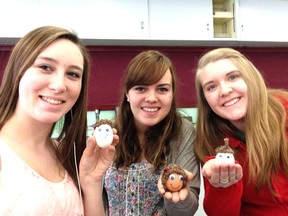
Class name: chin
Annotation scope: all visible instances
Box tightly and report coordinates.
[144,120,161,127]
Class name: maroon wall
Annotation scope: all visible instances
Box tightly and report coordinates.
[1,45,288,110]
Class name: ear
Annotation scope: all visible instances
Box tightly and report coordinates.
[126,93,130,102]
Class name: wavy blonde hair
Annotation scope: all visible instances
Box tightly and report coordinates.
[194,48,288,193]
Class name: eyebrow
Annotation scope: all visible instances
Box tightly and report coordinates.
[202,70,239,88]
[135,83,171,87]
[158,83,171,87]
[36,56,83,71]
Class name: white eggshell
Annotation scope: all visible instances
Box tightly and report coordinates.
[94,124,113,148]
[215,153,235,165]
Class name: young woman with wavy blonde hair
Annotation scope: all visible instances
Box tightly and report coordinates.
[194,48,288,215]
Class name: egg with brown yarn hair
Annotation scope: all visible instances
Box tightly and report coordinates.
[161,164,187,192]
[93,119,113,148]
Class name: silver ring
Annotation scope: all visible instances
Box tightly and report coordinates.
[220,179,229,184]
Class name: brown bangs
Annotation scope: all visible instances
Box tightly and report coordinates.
[125,51,170,90]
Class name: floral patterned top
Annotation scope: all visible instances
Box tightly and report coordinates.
[103,118,200,216]
[104,162,166,216]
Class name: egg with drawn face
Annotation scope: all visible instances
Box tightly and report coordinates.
[166,173,185,192]
[161,164,187,192]
[215,153,235,165]
[94,124,113,148]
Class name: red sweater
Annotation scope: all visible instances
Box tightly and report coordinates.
[203,97,288,216]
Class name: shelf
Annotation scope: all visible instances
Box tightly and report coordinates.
[213,11,233,19]
[212,0,235,38]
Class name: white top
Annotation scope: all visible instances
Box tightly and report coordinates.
[0,140,83,216]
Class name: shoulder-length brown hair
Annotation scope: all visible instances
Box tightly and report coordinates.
[0,26,90,187]
[114,50,182,171]
[194,48,288,193]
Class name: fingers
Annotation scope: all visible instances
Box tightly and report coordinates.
[206,162,243,188]
[171,192,180,202]
[178,187,189,201]
[158,176,166,195]
[111,128,119,146]
[165,187,188,202]
[84,136,98,157]
[202,159,215,178]
[183,169,193,181]
[235,164,243,180]
[164,191,173,200]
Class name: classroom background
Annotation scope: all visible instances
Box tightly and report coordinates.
[1,0,288,215]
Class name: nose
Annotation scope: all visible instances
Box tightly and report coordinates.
[220,82,232,96]
[48,73,67,93]
[145,90,158,102]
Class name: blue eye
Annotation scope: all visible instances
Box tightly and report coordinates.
[98,128,101,132]
[106,128,109,132]
[169,174,175,181]
[179,175,184,181]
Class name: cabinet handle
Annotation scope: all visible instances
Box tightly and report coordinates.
[141,21,144,29]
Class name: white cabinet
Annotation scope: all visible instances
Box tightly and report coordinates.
[88,0,149,39]
[0,0,149,40]
[0,0,41,38]
[39,0,96,39]
[238,0,288,41]
[148,0,213,40]
[2,0,288,45]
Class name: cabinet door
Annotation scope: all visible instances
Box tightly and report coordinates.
[89,0,149,39]
[0,0,41,38]
[238,0,288,41]
[39,0,149,39]
[39,0,95,38]
[148,0,213,39]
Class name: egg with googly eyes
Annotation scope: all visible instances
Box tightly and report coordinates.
[93,119,113,148]
[166,173,185,192]
[215,138,235,165]
[161,164,187,192]
[215,153,235,165]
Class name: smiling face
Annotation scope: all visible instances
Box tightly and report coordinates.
[166,173,185,192]
[126,69,173,131]
[17,38,83,124]
[94,123,113,148]
[198,59,248,130]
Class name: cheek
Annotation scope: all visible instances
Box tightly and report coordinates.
[19,73,40,97]
[70,82,82,100]
[204,92,217,107]
[128,95,142,111]
[238,80,248,94]
[162,94,173,110]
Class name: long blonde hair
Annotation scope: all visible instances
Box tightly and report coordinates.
[194,48,288,193]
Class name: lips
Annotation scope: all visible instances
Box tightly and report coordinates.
[41,96,63,105]
[142,107,159,112]
[223,97,240,107]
